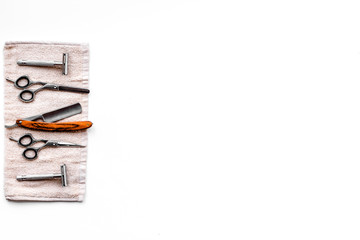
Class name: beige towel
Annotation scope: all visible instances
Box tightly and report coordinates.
[3,42,89,201]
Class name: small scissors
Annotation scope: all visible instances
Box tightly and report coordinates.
[10,133,85,160]
[6,75,90,103]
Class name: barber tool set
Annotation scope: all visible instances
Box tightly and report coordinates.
[4,43,91,201]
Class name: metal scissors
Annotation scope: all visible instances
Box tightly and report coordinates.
[6,75,90,103]
[10,133,85,160]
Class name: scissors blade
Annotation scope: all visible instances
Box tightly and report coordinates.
[55,141,85,147]
[58,85,90,93]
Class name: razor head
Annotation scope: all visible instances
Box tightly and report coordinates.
[62,53,68,75]
[60,164,67,187]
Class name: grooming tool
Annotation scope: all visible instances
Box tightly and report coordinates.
[17,164,68,187]
[6,75,90,102]
[17,53,69,75]
[10,133,85,160]
[5,103,93,131]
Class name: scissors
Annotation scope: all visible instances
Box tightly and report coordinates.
[6,75,90,103]
[10,133,85,160]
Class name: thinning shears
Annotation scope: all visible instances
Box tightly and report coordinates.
[10,133,85,160]
[6,75,90,102]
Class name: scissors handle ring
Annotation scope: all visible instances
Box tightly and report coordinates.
[18,134,35,147]
[19,89,35,102]
[15,76,31,89]
[22,148,38,160]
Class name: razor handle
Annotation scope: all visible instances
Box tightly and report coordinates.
[16,120,93,132]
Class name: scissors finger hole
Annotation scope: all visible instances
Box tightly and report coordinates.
[19,134,33,147]
[15,76,30,88]
[19,90,34,102]
[23,148,37,160]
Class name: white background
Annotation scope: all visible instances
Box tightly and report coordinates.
[1,0,360,239]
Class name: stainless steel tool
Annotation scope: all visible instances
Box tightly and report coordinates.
[17,164,68,187]
[6,75,90,102]
[5,103,82,129]
[17,53,69,75]
[10,133,85,160]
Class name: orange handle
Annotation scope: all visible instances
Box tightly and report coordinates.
[17,120,93,132]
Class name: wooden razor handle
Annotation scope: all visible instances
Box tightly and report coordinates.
[16,120,93,132]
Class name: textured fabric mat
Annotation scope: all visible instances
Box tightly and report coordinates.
[3,42,89,201]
